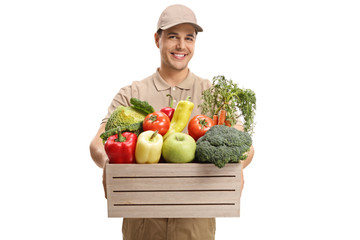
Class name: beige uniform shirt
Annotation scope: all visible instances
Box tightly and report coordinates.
[102,69,212,130]
[103,69,215,240]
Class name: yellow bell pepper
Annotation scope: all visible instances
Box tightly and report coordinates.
[135,130,163,164]
[163,96,194,139]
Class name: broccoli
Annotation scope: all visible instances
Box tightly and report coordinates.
[195,125,252,168]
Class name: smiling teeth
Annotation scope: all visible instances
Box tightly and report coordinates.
[174,54,185,57]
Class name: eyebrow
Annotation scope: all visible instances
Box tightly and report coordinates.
[167,32,195,38]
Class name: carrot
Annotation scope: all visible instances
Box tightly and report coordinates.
[225,120,231,127]
[218,109,226,125]
[213,114,218,125]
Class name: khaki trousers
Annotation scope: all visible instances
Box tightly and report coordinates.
[122,218,216,240]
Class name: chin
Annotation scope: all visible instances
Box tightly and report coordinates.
[172,66,188,71]
[170,62,189,71]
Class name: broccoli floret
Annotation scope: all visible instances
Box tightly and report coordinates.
[195,125,252,168]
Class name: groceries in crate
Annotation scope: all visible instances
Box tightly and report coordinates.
[135,130,163,164]
[199,75,256,135]
[160,94,175,120]
[162,132,196,163]
[101,75,256,168]
[187,114,214,141]
[104,130,137,164]
[100,98,150,144]
[162,96,194,140]
[196,125,252,168]
[142,111,170,136]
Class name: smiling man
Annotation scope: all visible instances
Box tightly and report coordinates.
[90,4,251,240]
[156,23,197,84]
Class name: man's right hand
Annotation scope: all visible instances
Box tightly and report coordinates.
[89,123,109,199]
[102,161,107,199]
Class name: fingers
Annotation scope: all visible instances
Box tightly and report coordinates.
[102,163,107,199]
[240,161,244,196]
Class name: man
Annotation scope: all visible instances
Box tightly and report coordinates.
[90,4,254,240]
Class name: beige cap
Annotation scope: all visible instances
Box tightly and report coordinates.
[157,4,203,32]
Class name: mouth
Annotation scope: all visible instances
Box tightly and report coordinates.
[171,52,187,60]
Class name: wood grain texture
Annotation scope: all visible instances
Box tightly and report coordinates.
[106,163,242,218]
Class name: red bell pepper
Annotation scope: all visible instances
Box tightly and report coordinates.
[160,94,175,120]
[104,130,137,164]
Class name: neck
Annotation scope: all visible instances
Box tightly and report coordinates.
[158,67,189,87]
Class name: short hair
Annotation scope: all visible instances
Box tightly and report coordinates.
[157,29,163,37]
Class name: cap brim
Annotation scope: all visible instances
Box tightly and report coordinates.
[159,21,203,32]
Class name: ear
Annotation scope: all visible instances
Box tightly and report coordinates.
[154,33,160,48]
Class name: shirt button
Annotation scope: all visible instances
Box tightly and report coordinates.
[172,87,176,91]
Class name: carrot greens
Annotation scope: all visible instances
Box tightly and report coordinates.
[198,75,256,135]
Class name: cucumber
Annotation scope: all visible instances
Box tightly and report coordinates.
[130,98,155,115]
[100,121,143,143]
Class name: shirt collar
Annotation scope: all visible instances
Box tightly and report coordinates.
[153,69,194,91]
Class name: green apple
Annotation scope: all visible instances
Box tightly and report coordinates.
[162,132,196,163]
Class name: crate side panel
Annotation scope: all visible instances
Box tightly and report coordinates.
[106,162,242,218]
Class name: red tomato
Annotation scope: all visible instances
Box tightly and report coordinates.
[188,115,215,141]
[142,111,170,136]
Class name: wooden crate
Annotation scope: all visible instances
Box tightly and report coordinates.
[106,162,242,218]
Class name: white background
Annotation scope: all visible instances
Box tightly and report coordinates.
[1,0,359,239]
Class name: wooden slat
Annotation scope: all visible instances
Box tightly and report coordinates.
[108,191,240,204]
[108,205,240,218]
[106,163,241,178]
[107,176,240,191]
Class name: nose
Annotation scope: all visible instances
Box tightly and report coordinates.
[176,38,186,50]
